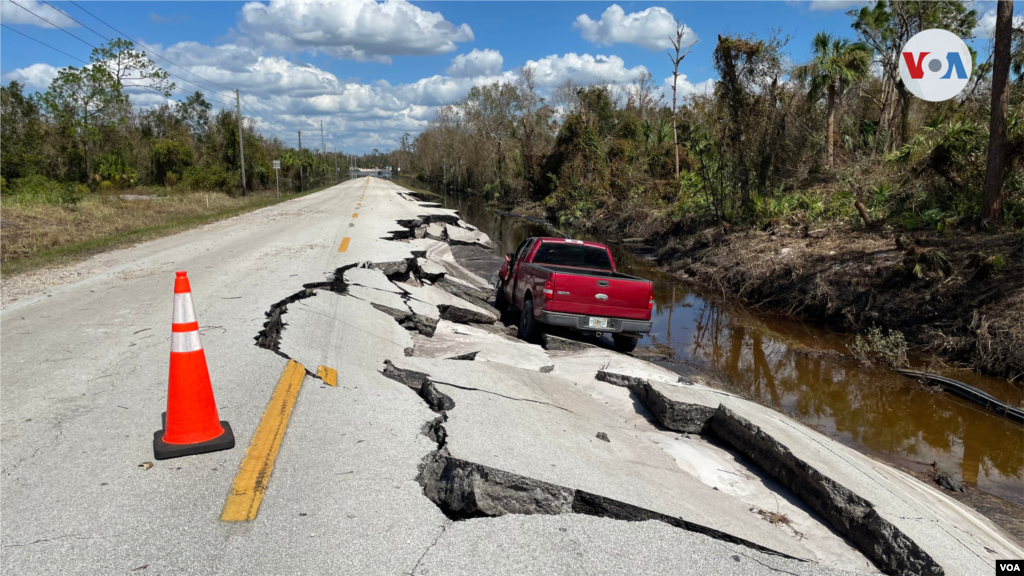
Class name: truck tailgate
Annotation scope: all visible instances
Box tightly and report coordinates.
[545,272,651,320]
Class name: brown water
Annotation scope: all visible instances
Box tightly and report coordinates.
[423,183,1024,508]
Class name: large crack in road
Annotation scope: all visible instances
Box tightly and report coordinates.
[245,190,1020,576]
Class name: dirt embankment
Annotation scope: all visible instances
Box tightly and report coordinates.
[654,224,1023,382]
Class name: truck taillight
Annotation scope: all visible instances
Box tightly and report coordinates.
[648,284,654,311]
[543,278,554,300]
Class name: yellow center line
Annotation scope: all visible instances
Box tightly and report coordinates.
[338,237,351,252]
[317,365,338,387]
[221,359,306,522]
[352,213,359,218]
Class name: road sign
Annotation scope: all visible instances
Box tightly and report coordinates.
[273,161,280,198]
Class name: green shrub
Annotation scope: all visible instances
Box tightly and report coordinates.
[850,327,908,368]
[182,164,233,192]
[7,175,87,208]
[152,139,193,184]
[164,171,179,187]
[95,154,137,189]
[0,176,8,197]
[98,180,115,194]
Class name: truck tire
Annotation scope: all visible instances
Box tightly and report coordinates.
[495,284,509,312]
[518,298,541,343]
[612,334,638,353]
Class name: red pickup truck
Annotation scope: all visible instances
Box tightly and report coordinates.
[495,237,654,352]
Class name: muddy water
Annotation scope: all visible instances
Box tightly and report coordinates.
[424,184,1023,509]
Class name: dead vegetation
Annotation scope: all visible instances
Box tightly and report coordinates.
[658,224,1023,382]
[1,190,306,275]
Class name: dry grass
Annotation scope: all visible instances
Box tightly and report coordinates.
[752,506,793,527]
[1,188,326,276]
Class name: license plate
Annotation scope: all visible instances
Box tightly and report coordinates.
[588,317,609,329]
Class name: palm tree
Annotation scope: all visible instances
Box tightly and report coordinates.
[796,32,873,168]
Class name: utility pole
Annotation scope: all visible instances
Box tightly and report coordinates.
[320,120,325,186]
[236,89,246,194]
[298,131,303,192]
[333,145,338,183]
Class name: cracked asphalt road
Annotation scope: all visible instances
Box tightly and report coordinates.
[2,178,1016,575]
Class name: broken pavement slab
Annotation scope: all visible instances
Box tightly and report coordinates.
[424,222,446,240]
[416,258,447,282]
[278,290,415,373]
[408,320,553,372]
[346,284,411,321]
[609,374,1024,576]
[541,333,599,352]
[408,238,491,288]
[343,267,403,293]
[445,223,493,249]
[395,282,498,325]
[386,357,822,562]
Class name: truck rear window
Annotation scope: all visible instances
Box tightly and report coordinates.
[532,243,612,271]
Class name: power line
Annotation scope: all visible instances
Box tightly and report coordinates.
[7,0,98,49]
[6,2,302,150]
[61,1,306,148]
[239,99,292,141]
[39,0,108,43]
[19,0,245,111]
[0,24,88,65]
[68,0,235,93]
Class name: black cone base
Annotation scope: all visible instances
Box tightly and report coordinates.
[153,421,235,460]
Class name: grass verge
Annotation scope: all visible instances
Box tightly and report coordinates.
[1,183,337,277]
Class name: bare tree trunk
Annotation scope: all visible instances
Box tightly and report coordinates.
[672,93,679,179]
[983,0,1013,222]
[668,22,696,181]
[897,80,910,148]
[877,59,899,153]
[826,85,836,168]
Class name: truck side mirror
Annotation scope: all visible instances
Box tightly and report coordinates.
[500,252,514,282]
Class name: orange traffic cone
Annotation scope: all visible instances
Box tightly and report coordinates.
[153,271,234,460]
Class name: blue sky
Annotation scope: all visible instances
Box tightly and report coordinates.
[1,1,1018,153]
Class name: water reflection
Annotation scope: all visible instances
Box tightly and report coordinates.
[421,183,1024,507]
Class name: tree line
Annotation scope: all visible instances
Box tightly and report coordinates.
[1,38,338,205]
[405,0,1023,233]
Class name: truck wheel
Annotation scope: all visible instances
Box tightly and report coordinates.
[518,299,541,343]
[495,284,509,312]
[612,334,638,353]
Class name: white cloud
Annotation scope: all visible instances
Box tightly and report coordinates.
[0,0,78,28]
[113,39,518,150]
[446,49,503,77]
[810,1,871,11]
[662,74,715,99]
[974,9,1024,39]
[236,0,473,63]
[6,36,668,153]
[1,63,59,90]
[573,4,695,52]
[525,53,648,88]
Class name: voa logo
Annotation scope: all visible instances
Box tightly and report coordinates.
[997,559,1024,574]
[899,29,972,102]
